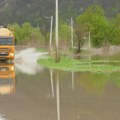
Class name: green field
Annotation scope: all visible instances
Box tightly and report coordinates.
[38,57,120,72]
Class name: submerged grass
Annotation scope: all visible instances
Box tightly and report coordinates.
[37,56,120,72]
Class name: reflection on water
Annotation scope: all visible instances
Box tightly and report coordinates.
[50,69,55,99]
[0,63,15,120]
[0,63,16,95]
[15,61,43,75]
[56,70,60,120]
[0,55,120,119]
[76,72,109,94]
[48,70,120,120]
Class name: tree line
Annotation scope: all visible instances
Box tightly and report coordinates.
[9,5,120,52]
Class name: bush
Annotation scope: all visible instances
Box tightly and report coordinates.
[8,22,44,46]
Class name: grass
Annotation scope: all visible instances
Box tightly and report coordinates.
[37,56,120,72]
[36,48,47,52]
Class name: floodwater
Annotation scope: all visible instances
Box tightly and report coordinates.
[0,49,120,120]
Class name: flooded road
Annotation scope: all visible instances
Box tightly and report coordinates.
[0,50,120,120]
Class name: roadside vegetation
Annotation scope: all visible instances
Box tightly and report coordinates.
[9,5,120,50]
[8,23,44,47]
[8,5,120,71]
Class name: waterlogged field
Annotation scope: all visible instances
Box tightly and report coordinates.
[0,49,120,120]
[38,54,120,73]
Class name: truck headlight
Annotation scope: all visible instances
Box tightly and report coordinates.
[10,53,14,56]
[11,66,14,71]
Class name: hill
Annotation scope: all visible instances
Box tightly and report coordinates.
[0,0,120,26]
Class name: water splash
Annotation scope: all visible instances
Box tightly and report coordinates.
[0,114,7,120]
[15,48,48,75]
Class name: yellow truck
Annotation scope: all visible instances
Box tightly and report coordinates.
[0,27,15,61]
[0,63,16,95]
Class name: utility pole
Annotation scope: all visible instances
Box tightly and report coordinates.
[55,0,60,62]
[44,16,53,52]
[44,23,47,47]
[50,16,53,52]
[71,17,74,49]
[88,31,91,50]
[88,31,91,62]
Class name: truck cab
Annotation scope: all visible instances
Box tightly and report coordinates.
[0,27,15,61]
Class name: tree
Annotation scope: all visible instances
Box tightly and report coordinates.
[76,5,110,49]
[8,22,44,46]
[74,23,87,53]
[8,23,23,44]
[109,14,120,45]
[59,23,71,50]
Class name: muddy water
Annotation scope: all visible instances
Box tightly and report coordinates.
[0,51,120,120]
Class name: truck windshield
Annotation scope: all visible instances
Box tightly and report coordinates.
[0,38,13,45]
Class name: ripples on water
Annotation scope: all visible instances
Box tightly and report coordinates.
[0,114,7,120]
